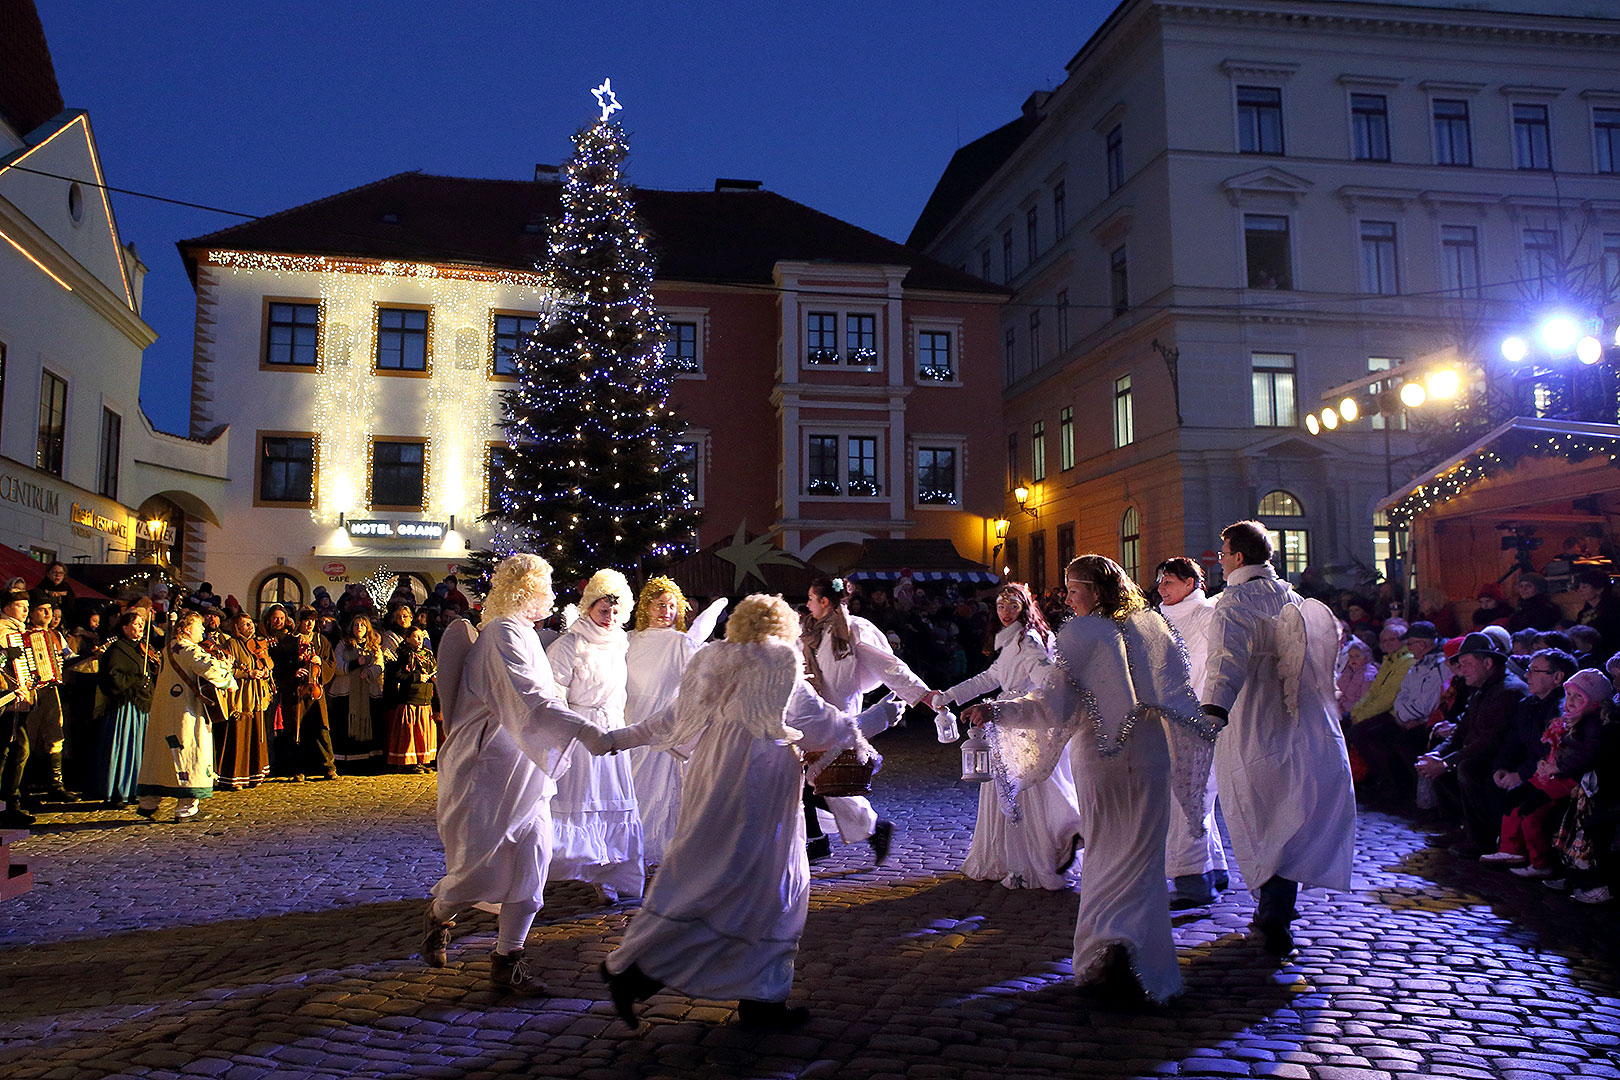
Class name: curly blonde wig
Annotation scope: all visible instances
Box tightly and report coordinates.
[725,594,800,646]
[482,553,555,622]
[580,568,633,626]
[634,575,691,632]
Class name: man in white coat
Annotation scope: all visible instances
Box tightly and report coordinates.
[1155,557,1231,908]
[1201,522,1356,957]
[420,553,613,995]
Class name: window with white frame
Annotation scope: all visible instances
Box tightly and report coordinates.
[1252,352,1296,427]
[917,329,955,382]
[804,310,878,368]
[803,431,882,498]
[1433,99,1472,166]
[915,445,960,506]
[1114,375,1135,447]
[1244,214,1292,289]
[1596,107,1620,175]
[664,320,700,373]
[846,313,877,366]
[1259,489,1308,579]
[1523,228,1559,299]
[1031,420,1046,482]
[1513,103,1552,171]
[1351,93,1390,162]
[1059,406,1075,470]
[98,407,120,499]
[1237,86,1285,154]
[807,312,839,365]
[671,439,704,508]
[492,313,538,378]
[1441,225,1481,297]
[1359,221,1399,295]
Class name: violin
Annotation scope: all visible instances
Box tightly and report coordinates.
[296,633,324,701]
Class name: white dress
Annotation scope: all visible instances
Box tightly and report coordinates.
[809,613,934,842]
[944,623,1082,890]
[1202,563,1356,894]
[1159,590,1229,882]
[985,610,1218,1003]
[547,616,645,898]
[606,641,893,1002]
[431,617,588,909]
[625,627,700,866]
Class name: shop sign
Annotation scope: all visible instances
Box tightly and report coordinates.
[323,561,348,578]
[0,473,61,516]
[345,518,447,541]
[70,502,128,539]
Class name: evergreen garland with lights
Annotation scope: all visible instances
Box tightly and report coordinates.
[473,113,698,593]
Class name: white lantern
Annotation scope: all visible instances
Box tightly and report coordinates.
[959,726,993,783]
[934,707,960,744]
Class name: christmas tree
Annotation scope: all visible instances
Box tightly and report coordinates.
[475,81,698,594]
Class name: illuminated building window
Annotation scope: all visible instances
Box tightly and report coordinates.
[1252,352,1297,427]
[1059,406,1075,470]
[803,432,882,497]
[372,438,427,510]
[376,306,429,373]
[492,313,538,378]
[917,330,954,382]
[1119,506,1141,584]
[256,432,315,507]
[672,440,704,508]
[665,321,698,372]
[916,446,959,506]
[37,369,66,477]
[263,301,319,367]
[255,573,304,619]
[807,312,838,365]
[1032,420,1046,482]
[846,313,877,366]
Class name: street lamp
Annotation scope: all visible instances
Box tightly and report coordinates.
[1012,484,1039,520]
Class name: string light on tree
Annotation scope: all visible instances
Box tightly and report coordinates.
[472,81,699,589]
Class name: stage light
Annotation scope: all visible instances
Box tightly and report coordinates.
[1426,369,1460,399]
[1305,413,1321,435]
[1577,336,1603,365]
[1541,316,1579,355]
[1501,336,1529,363]
[1319,408,1338,431]
[1400,382,1427,408]
[1338,397,1359,423]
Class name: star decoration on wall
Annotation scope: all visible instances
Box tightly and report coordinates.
[592,78,623,123]
[714,519,807,591]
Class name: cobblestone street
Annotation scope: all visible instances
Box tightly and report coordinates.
[2,724,1617,1080]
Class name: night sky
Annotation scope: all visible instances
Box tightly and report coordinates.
[35,1,1118,435]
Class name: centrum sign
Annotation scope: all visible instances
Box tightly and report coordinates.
[345,518,447,541]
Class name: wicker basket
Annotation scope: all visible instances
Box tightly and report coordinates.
[803,748,873,797]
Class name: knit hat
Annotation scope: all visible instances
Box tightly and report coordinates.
[1565,668,1614,707]
[579,569,633,625]
[1403,621,1439,641]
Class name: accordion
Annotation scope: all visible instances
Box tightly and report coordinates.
[2,629,65,695]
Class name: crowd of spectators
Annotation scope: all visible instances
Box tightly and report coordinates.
[1330,566,1620,906]
[0,566,486,827]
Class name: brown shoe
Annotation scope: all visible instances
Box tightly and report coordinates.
[419,904,454,967]
[490,948,548,996]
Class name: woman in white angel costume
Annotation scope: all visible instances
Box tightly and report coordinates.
[547,568,645,904]
[418,553,613,995]
[941,581,1083,890]
[625,575,726,866]
[600,593,902,1031]
[801,575,942,863]
[963,555,1219,1004]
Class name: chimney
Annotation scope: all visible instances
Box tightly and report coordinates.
[535,164,560,182]
[714,178,762,192]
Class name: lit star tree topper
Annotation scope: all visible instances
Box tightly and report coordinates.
[472,83,700,593]
[592,78,622,123]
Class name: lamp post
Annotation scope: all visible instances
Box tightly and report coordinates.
[1012,484,1039,521]
[144,517,167,564]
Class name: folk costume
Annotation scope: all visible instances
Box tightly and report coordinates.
[95,633,155,806]
[328,635,384,771]
[135,634,236,820]
[943,621,1082,890]
[1159,587,1231,905]
[546,570,644,901]
[217,624,272,789]
[603,599,900,1030]
[384,637,438,769]
[1203,562,1357,946]
[983,609,1217,1004]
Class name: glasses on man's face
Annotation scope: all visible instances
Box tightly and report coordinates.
[1526,666,1556,676]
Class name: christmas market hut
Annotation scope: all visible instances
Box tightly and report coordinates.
[1377,417,1620,612]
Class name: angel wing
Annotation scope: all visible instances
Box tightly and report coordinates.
[1276,603,1308,723]
[686,597,728,645]
[1275,597,1341,724]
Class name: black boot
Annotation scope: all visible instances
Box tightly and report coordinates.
[489,948,549,996]
[600,961,663,1028]
[737,999,810,1030]
[45,752,80,802]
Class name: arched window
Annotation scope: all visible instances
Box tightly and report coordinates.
[1119,506,1141,584]
[256,572,304,618]
[1257,490,1304,516]
[1257,490,1308,579]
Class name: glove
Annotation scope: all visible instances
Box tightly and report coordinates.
[574,723,614,756]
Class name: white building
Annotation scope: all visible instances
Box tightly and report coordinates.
[910,0,1620,595]
[0,4,226,578]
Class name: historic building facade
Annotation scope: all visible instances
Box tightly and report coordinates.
[910,0,1620,593]
[179,173,1005,612]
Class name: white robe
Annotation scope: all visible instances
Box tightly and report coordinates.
[1159,589,1229,881]
[809,613,933,842]
[944,623,1082,890]
[985,610,1215,1003]
[547,616,645,897]
[431,616,588,908]
[606,641,882,1002]
[625,627,700,865]
[1203,563,1356,894]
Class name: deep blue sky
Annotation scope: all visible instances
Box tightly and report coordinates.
[38,1,1119,435]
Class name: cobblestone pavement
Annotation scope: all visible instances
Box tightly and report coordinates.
[2,724,1618,1080]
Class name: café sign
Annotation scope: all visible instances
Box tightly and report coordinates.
[71,502,128,539]
[345,518,447,542]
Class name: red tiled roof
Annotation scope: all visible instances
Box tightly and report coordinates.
[0,0,65,138]
[178,172,1005,295]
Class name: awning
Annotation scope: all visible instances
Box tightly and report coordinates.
[842,539,1000,584]
[0,546,111,602]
